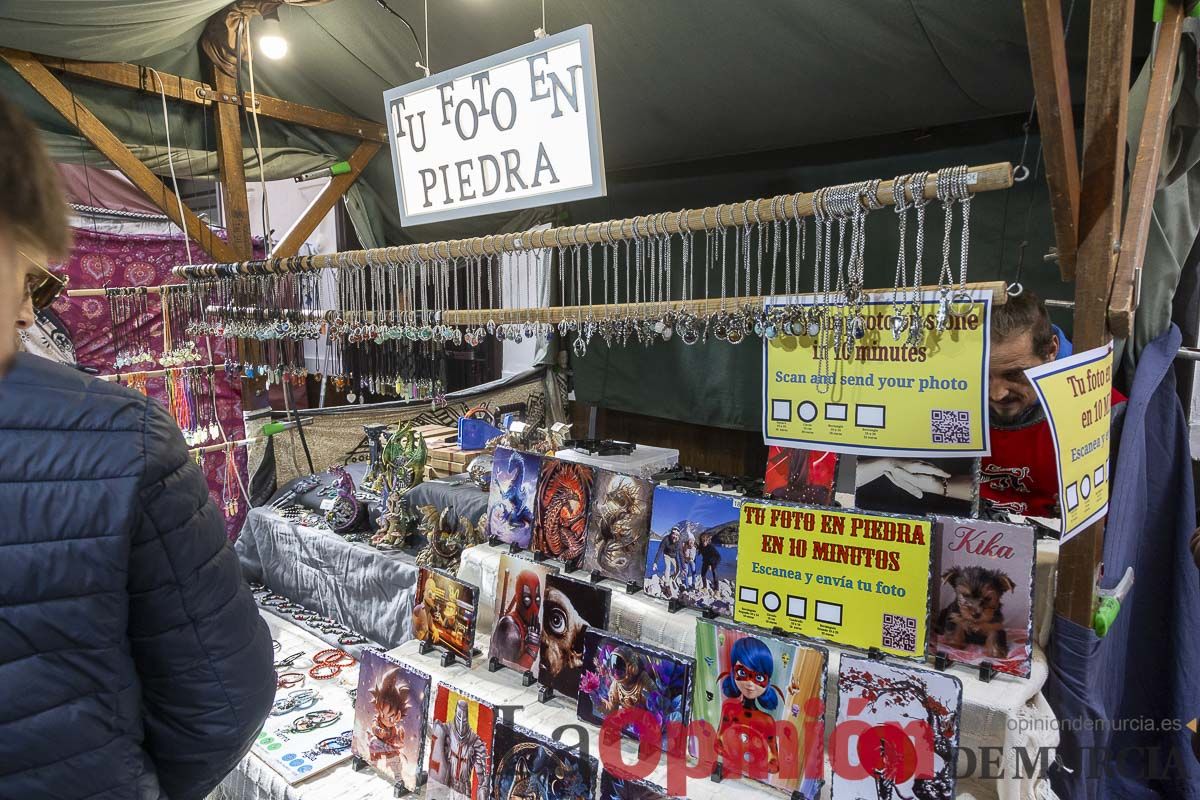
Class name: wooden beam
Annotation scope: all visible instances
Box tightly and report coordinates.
[270,141,381,257]
[1056,0,1136,627]
[2,48,389,145]
[3,49,213,105]
[1022,0,1081,280]
[210,68,255,260]
[244,93,388,144]
[1110,1,1186,338]
[0,50,237,264]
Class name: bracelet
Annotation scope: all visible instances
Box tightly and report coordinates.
[338,633,368,646]
[316,731,354,755]
[313,649,357,667]
[277,672,305,688]
[271,688,319,715]
[289,709,342,733]
[260,594,290,607]
[275,603,306,614]
[308,663,341,680]
[274,651,305,668]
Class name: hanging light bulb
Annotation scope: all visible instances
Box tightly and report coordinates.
[258,17,288,60]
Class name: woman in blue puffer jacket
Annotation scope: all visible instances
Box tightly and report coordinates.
[0,92,275,800]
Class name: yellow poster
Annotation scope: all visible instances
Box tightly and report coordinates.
[1025,343,1114,541]
[733,502,931,658]
[762,289,991,457]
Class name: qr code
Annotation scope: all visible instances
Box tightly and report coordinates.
[931,409,971,444]
[882,613,917,653]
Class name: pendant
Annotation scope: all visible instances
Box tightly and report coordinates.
[572,336,587,357]
[891,314,906,341]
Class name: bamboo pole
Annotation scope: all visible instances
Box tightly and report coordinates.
[175,162,1014,279]
[66,285,172,298]
[189,436,258,454]
[205,280,1009,328]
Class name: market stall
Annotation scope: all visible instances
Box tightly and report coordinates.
[4,2,1200,800]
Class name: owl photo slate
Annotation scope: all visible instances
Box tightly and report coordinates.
[538,572,612,700]
[487,447,543,549]
[832,656,963,800]
[533,457,595,567]
[576,629,693,749]
[350,650,430,791]
[692,619,826,799]
[931,516,1037,678]
[490,720,598,800]
[489,554,556,676]
[644,486,741,617]
[412,567,480,666]
[428,685,496,800]
[581,469,654,587]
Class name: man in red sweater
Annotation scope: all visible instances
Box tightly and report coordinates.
[982,291,1125,518]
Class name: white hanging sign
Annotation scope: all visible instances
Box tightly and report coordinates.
[383,25,606,227]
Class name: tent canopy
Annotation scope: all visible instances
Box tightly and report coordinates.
[0,0,1105,246]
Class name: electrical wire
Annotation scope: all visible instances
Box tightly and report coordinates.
[375,0,428,73]
[146,68,193,265]
[242,18,273,251]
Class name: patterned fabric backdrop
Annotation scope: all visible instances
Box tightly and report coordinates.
[48,227,249,539]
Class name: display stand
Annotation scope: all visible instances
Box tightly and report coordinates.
[350,757,426,798]
[458,542,1061,800]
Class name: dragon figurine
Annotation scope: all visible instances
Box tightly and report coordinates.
[325,465,364,533]
[413,506,486,572]
[371,423,429,547]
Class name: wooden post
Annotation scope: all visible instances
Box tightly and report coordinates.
[1110,1,1186,338]
[270,141,381,257]
[1056,0,1137,625]
[1022,0,1081,280]
[209,69,255,260]
[0,50,237,264]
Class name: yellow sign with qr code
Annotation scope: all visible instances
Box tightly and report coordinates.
[734,501,932,658]
[1025,342,1114,542]
[762,289,992,457]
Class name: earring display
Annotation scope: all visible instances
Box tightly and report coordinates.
[172,164,1012,391]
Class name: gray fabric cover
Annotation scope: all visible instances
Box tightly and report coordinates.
[235,507,418,648]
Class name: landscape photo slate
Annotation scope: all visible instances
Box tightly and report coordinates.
[644,485,740,617]
[931,515,1037,677]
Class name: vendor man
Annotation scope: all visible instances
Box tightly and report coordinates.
[982,291,1125,517]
